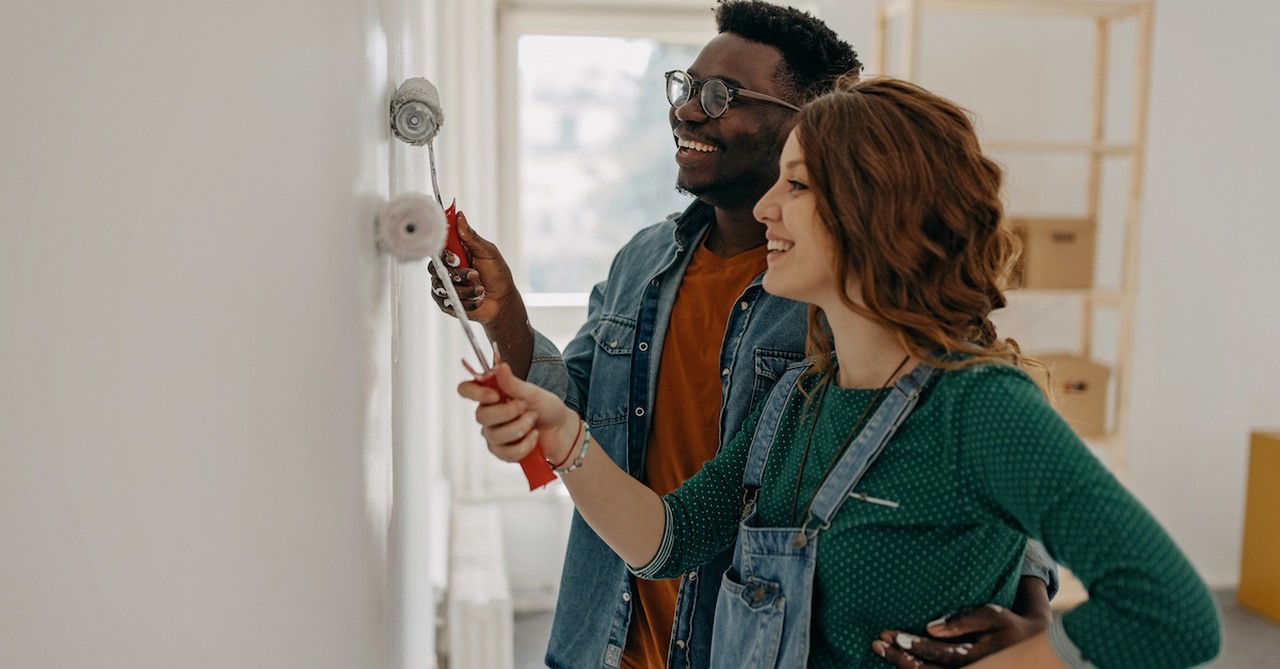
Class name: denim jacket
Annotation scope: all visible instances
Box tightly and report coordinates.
[526,201,1058,669]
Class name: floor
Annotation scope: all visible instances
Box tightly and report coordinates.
[513,591,1280,668]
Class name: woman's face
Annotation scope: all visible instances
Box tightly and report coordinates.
[753,129,840,307]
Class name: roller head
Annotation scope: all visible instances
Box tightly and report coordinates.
[390,77,443,146]
[377,192,447,261]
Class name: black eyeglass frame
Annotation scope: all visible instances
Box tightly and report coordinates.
[664,69,801,118]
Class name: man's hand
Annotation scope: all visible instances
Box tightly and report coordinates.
[428,211,521,327]
[429,210,535,378]
[871,573,1052,668]
[872,603,1050,668]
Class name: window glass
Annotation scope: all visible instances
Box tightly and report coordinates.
[517,36,702,293]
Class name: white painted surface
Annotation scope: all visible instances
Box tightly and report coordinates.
[816,0,1280,586]
[0,0,432,666]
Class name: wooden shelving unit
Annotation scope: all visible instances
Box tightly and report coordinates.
[873,0,1155,607]
[873,0,1154,473]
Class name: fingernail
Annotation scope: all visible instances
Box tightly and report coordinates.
[871,641,887,657]
[895,632,919,650]
[443,250,460,268]
[928,615,950,628]
[452,273,464,283]
[443,300,454,310]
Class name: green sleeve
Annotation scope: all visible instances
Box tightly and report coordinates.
[631,399,765,580]
[952,364,1221,669]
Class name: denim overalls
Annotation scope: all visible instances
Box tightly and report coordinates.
[708,361,936,669]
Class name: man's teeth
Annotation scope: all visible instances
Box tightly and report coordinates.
[767,240,793,252]
[677,138,717,153]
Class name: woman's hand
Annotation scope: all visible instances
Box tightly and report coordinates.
[457,361,579,466]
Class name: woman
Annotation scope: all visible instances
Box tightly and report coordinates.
[458,76,1221,668]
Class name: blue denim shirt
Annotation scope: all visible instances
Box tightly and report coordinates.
[527,201,1058,669]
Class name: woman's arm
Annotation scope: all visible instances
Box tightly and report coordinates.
[955,366,1221,669]
[460,362,666,568]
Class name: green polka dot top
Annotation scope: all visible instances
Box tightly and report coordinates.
[635,361,1221,668]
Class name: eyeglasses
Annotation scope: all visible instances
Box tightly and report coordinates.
[664,70,801,119]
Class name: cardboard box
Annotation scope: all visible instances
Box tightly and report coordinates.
[1036,354,1110,438]
[1008,217,1096,289]
[1239,431,1280,625]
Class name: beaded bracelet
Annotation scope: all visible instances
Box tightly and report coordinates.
[552,420,591,475]
[548,418,584,470]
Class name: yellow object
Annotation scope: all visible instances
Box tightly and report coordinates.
[1239,431,1280,625]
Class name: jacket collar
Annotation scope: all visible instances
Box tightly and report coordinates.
[670,199,715,252]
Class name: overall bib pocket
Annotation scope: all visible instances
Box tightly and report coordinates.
[712,568,786,669]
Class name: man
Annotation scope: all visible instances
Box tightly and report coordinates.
[433,2,1057,668]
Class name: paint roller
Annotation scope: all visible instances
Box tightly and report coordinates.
[379,78,557,491]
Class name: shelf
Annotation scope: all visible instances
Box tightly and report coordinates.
[985,140,1137,155]
[1011,288,1124,308]
[881,0,1143,21]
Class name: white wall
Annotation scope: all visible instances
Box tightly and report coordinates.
[0,1,398,666]
[816,0,1280,586]
[1125,0,1280,586]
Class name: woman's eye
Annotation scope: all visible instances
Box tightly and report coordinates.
[787,180,808,192]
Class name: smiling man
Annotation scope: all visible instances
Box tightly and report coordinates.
[431,2,1058,668]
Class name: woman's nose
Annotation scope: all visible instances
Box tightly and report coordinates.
[753,188,780,225]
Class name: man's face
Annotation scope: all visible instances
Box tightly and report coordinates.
[670,33,799,210]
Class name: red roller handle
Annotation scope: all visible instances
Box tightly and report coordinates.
[442,200,471,270]
[477,372,557,491]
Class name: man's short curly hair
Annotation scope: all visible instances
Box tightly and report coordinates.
[715,0,861,102]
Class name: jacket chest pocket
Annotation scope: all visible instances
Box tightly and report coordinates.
[587,315,637,426]
[747,349,806,411]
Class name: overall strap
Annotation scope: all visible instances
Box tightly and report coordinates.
[741,364,809,491]
[805,362,935,530]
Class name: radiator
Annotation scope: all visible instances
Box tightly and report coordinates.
[447,503,514,669]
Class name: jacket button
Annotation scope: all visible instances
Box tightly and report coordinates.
[622,592,631,601]
[610,340,618,348]
[739,301,749,310]
[638,342,648,351]
[635,407,645,417]
[675,640,686,649]
[687,571,697,581]
[721,368,730,377]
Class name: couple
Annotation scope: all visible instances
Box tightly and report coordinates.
[439,3,1220,668]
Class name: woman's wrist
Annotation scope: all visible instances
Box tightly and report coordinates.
[548,414,583,469]
[549,413,591,475]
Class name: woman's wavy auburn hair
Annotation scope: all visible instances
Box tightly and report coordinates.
[796,75,1036,379]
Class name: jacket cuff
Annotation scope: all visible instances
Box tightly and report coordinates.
[526,329,569,401]
[1020,538,1060,600]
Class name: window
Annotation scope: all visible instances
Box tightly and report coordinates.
[498,2,713,311]
[515,35,700,294]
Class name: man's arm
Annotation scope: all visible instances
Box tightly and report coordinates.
[875,576,1051,668]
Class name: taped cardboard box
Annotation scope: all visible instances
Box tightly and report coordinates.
[1008,217,1096,289]
[1035,354,1110,438]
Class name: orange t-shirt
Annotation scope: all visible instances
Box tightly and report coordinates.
[621,241,769,669]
